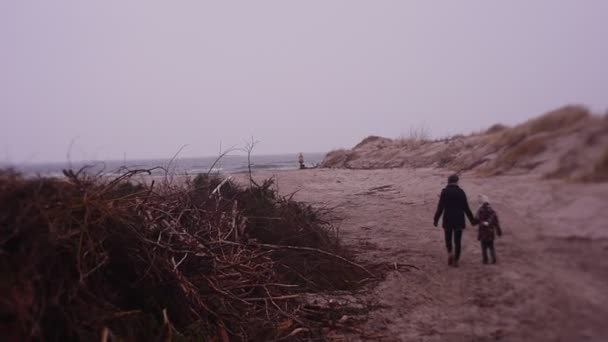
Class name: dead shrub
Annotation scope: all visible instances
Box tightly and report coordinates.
[396,124,431,148]
[0,170,375,341]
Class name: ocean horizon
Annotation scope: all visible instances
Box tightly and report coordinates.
[6,152,326,177]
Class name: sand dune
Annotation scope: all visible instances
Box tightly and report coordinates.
[322,105,608,182]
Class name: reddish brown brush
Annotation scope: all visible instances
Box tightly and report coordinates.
[0,169,375,341]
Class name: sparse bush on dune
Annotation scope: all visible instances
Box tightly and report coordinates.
[394,125,432,149]
[406,124,431,142]
[0,170,374,341]
[395,136,418,148]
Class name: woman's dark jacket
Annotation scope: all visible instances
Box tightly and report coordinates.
[433,184,476,229]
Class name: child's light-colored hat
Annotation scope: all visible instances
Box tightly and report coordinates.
[479,194,490,205]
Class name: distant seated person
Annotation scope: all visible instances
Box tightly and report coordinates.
[298,153,306,169]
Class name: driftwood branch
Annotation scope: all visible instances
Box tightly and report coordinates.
[219,240,377,279]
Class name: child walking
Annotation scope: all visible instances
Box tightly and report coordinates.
[475,195,502,264]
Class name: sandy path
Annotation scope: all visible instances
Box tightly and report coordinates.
[242,168,608,341]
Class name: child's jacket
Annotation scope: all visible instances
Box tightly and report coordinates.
[476,203,502,241]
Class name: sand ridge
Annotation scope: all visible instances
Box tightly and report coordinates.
[321,106,608,182]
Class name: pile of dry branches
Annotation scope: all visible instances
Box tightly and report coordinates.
[0,168,376,341]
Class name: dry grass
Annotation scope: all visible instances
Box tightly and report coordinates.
[580,148,608,182]
[319,105,606,182]
[528,105,590,135]
[321,148,346,165]
[594,149,608,178]
[0,169,376,341]
[432,134,465,144]
[407,124,431,142]
[489,106,590,153]
[491,129,528,152]
[353,136,387,149]
[395,124,432,148]
[324,148,364,168]
[435,151,456,168]
[489,137,547,174]
[485,123,509,135]
[544,149,580,180]
[584,117,608,146]
[395,136,418,148]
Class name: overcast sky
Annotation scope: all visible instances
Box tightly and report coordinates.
[1,1,607,163]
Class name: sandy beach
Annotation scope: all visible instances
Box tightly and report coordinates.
[236,168,608,341]
[4,2,608,340]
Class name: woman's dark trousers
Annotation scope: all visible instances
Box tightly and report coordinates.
[444,228,463,260]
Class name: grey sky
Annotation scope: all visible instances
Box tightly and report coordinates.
[1,1,607,163]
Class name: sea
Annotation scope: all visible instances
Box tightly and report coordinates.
[7,153,326,178]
